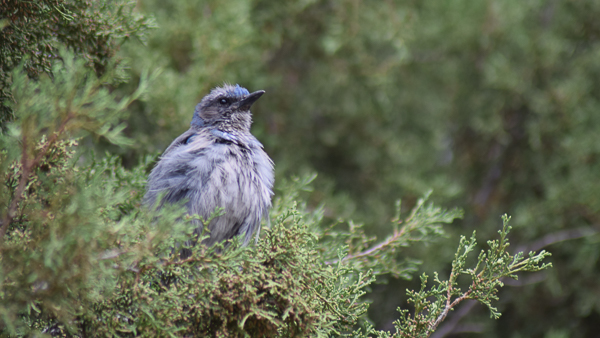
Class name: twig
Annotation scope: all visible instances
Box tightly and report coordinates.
[0,114,73,241]
[0,132,30,240]
[429,300,478,338]
[324,195,435,265]
[325,225,411,265]
[429,288,473,334]
[344,227,407,262]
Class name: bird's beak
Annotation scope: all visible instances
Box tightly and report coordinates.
[236,90,265,110]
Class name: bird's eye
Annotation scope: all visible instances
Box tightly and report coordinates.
[219,98,228,105]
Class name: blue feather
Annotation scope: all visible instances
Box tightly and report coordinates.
[227,84,250,98]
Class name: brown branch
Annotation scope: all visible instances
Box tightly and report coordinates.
[343,226,407,262]
[429,288,473,334]
[324,197,436,265]
[430,300,478,338]
[0,132,31,240]
[324,224,412,265]
[0,114,73,241]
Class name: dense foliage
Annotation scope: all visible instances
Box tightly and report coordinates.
[3,0,596,336]
[0,0,153,126]
[115,2,600,334]
[0,55,549,336]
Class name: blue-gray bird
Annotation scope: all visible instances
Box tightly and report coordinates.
[144,84,274,247]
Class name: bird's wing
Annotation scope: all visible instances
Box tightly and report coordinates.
[161,129,207,155]
[144,128,212,207]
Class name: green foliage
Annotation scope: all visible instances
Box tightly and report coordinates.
[391,215,551,337]
[0,0,575,336]
[321,192,463,280]
[0,48,151,238]
[0,49,151,333]
[0,133,548,337]
[343,216,552,338]
[114,1,600,335]
[0,53,549,336]
[0,0,155,125]
[69,180,375,337]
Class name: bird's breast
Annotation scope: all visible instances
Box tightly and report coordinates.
[186,141,272,214]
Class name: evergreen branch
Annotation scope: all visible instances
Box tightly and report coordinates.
[325,193,461,270]
[386,215,552,338]
[339,226,408,263]
[0,113,73,241]
[429,286,472,334]
[429,300,478,338]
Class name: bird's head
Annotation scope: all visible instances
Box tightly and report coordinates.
[191,84,265,132]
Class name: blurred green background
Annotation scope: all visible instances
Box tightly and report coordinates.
[113,0,600,336]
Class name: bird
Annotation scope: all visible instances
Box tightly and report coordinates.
[144,84,274,249]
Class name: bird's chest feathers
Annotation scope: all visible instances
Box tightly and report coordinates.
[168,128,273,203]
[185,135,262,183]
[185,141,269,218]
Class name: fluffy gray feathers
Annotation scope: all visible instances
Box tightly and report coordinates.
[144,84,274,247]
